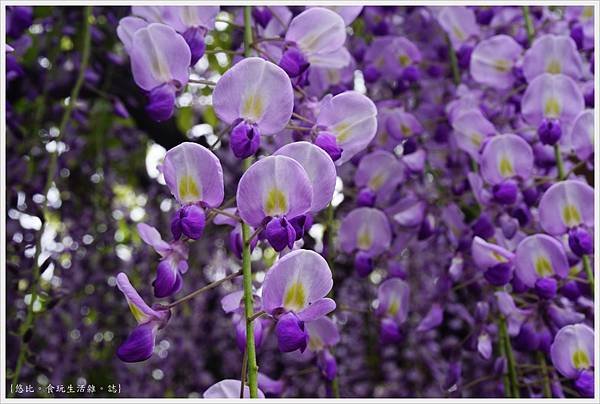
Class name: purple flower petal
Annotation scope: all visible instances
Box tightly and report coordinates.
[538,180,594,235]
[117,322,158,363]
[515,234,569,287]
[339,207,392,256]
[522,34,583,82]
[550,324,594,378]
[480,134,533,185]
[203,379,265,398]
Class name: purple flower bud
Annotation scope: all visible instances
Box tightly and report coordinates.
[117,323,158,363]
[113,99,130,119]
[472,214,495,239]
[380,317,402,344]
[535,277,557,299]
[560,280,581,301]
[475,302,489,322]
[511,205,531,226]
[570,24,584,50]
[363,64,381,83]
[537,118,562,145]
[317,350,337,381]
[584,86,594,108]
[7,6,33,38]
[289,214,312,241]
[457,44,473,69]
[182,27,206,66]
[514,322,540,352]
[568,227,593,257]
[252,7,272,28]
[265,216,296,252]
[153,260,183,298]
[417,215,435,240]
[146,83,176,122]
[538,327,552,354]
[388,261,407,279]
[494,357,507,376]
[492,180,519,205]
[511,272,529,293]
[230,121,260,159]
[171,204,206,240]
[355,251,374,278]
[476,7,494,25]
[522,187,539,206]
[275,312,308,353]
[258,373,285,397]
[401,65,420,83]
[575,370,594,398]
[402,137,418,155]
[357,188,376,207]
[315,132,343,162]
[279,47,310,78]
[484,263,512,286]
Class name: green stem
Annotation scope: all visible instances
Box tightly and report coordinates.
[554,144,565,180]
[537,351,552,398]
[445,35,460,86]
[497,318,512,398]
[9,7,92,397]
[582,255,594,297]
[241,6,259,398]
[522,6,535,46]
[499,316,520,398]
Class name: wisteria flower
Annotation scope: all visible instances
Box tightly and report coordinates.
[305,317,340,381]
[213,57,294,158]
[115,273,170,362]
[522,34,583,82]
[550,324,594,379]
[469,34,523,89]
[203,379,265,398]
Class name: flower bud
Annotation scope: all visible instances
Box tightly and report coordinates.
[380,317,402,344]
[265,216,296,252]
[492,180,519,205]
[457,44,473,69]
[252,7,272,28]
[317,350,337,381]
[182,27,206,66]
[568,227,593,257]
[514,322,539,352]
[171,204,205,240]
[230,121,260,159]
[355,251,374,278]
[535,277,557,300]
[484,263,512,286]
[146,83,176,122]
[275,312,308,353]
[401,65,420,83]
[357,188,376,207]
[472,214,495,239]
[570,24,584,50]
[537,118,562,145]
[279,47,310,78]
[575,370,594,398]
[363,64,381,83]
[315,132,343,162]
[289,214,312,241]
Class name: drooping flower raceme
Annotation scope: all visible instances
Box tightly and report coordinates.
[236,155,312,252]
[261,249,335,353]
[115,273,170,362]
[213,57,294,158]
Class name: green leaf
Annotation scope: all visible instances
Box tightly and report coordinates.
[176,106,194,133]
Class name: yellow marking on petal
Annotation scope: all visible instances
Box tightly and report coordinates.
[357,229,373,250]
[399,54,411,67]
[493,59,510,72]
[499,156,514,177]
[368,173,386,190]
[471,133,482,147]
[572,350,590,369]
[388,299,400,317]
[452,26,465,41]
[283,282,306,312]
[544,97,561,117]
[492,251,508,263]
[265,187,288,216]
[178,175,201,202]
[535,256,553,277]
[546,59,562,74]
[308,334,324,351]
[129,302,147,323]
[562,204,581,227]
[327,70,340,83]
[583,6,593,19]
[334,122,351,142]
[401,124,412,137]
[241,93,264,122]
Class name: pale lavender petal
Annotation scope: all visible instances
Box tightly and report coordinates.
[452,109,496,159]
[376,278,410,324]
[236,155,312,227]
[261,249,332,315]
[212,207,239,227]
[203,379,265,399]
[539,180,594,235]
[319,6,363,25]
[522,34,583,82]
[437,6,479,48]
[117,16,148,53]
[308,47,351,69]
[354,150,403,203]
[470,35,523,90]
[297,298,336,322]
[417,303,443,332]
[221,290,244,313]
[161,142,224,206]
[515,234,569,287]
[305,317,340,351]
[551,324,594,378]
[116,272,160,324]
[521,73,584,126]
[570,110,594,161]
[317,91,378,164]
[285,8,346,57]
[212,57,294,134]
[160,6,219,32]
[130,23,191,91]
[137,223,171,256]
[480,134,534,184]
[131,6,166,23]
[339,207,392,256]
[471,236,514,270]
[274,141,336,212]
